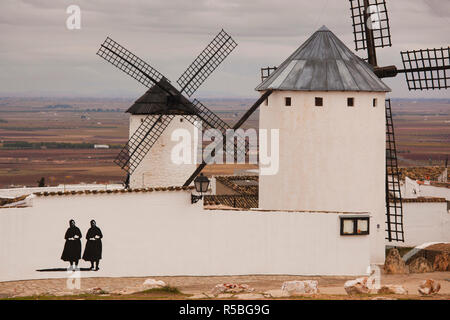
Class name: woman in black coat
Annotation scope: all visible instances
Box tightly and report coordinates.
[82,220,103,271]
[61,219,82,270]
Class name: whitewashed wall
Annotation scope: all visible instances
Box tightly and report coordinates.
[401,178,450,200]
[129,115,198,188]
[259,91,387,264]
[389,201,450,248]
[0,191,371,282]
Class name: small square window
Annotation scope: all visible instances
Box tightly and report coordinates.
[285,97,292,106]
[340,217,370,236]
[373,98,377,107]
[315,97,323,107]
[342,220,355,235]
[357,219,369,234]
[265,98,269,106]
[347,98,355,107]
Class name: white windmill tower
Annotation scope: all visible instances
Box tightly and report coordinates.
[256,26,391,263]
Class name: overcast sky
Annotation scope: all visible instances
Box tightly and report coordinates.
[0,0,449,99]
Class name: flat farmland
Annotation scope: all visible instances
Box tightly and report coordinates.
[391,99,449,166]
[0,97,448,188]
[0,97,258,188]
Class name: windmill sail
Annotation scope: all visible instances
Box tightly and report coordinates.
[177,29,237,97]
[385,99,404,242]
[114,115,174,174]
[349,0,392,51]
[97,37,166,89]
[400,47,450,90]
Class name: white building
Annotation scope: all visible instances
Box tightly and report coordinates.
[390,176,450,247]
[256,26,390,264]
[389,197,450,248]
[127,80,198,188]
[402,176,450,200]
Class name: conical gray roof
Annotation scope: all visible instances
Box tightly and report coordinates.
[126,79,196,115]
[256,26,391,92]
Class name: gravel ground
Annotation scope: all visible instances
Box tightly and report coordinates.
[0,272,449,299]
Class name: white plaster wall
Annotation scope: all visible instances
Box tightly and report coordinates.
[401,181,450,201]
[129,115,197,188]
[259,91,386,264]
[0,192,370,282]
[389,202,450,248]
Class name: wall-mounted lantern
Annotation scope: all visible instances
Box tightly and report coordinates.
[191,173,210,204]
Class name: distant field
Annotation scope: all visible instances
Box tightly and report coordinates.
[0,97,448,188]
[391,99,449,166]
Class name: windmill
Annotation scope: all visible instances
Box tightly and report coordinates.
[97,30,253,188]
[347,0,449,242]
[186,1,449,243]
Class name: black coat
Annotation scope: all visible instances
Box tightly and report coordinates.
[82,226,103,261]
[61,226,82,261]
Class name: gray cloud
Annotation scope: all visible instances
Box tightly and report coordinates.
[0,0,449,99]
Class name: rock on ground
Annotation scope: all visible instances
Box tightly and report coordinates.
[344,277,373,295]
[408,257,433,273]
[211,283,254,296]
[281,280,319,296]
[85,287,108,295]
[377,285,408,295]
[384,248,409,274]
[418,279,441,296]
[109,279,166,295]
[143,279,166,288]
[433,252,449,271]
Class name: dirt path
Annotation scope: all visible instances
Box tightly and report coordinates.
[0,272,449,299]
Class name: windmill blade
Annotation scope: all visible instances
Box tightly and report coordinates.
[399,47,450,90]
[177,29,237,97]
[260,66,277,83]
[183,90,274,187]
[349,0,392,64]
[385,99,404,242]
[97,37,166,89]
[190,99,230,133]
[114,115,174,175]
[182,99,248,161]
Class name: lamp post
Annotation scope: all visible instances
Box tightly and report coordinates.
[191,173,210,204]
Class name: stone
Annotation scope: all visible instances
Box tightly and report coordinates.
[281,280,319,296]
[263,289,290,298]
[408,257,433,273]
[86,287,108,295]
[418,279,441,296]
[433,252,449,271]
[384,248,409,274]
[143,279,166,288]
[211,283,254,296]
[344,277,372,295]
[377,285,408,295]
[235,293,265,300]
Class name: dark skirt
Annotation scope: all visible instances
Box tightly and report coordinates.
[82,240,102,261]
[61,239,81,261]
